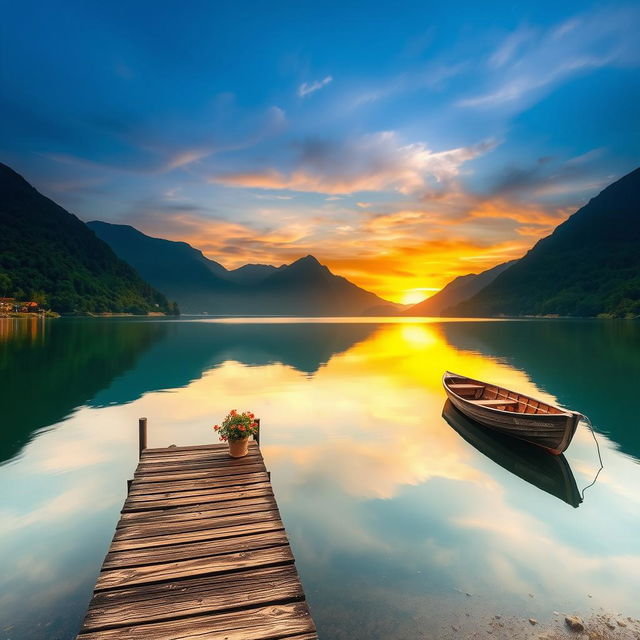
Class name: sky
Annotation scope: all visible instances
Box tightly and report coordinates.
[1,1,639,304]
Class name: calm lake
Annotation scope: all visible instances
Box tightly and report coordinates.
[1,317,639,639]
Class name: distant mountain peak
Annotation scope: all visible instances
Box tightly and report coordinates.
[292,255,322,266]
[284,254,330,275]
[239,262,279,268]
[90,222,394,314]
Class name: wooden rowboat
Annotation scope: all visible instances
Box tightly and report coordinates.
[442,371,581,454]
[442,400,582,507]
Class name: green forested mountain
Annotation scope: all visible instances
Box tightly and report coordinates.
[89,221,396,315]
[449,168,640,318]
[87,221,283,294]
[405,260,516,316]
[0,163,175,314]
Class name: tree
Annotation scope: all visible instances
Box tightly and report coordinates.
[0,272,11,296]
[31,290,48,307]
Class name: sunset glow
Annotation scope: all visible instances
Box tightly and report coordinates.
[400,289,434,306]
[1,2,637,302]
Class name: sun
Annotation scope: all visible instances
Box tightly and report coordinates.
[401,289,432,306]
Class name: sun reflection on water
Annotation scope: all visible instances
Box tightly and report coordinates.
[0,318,639,639]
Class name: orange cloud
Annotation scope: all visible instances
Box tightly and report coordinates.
[126,187,573,304]
[467,198,568,226]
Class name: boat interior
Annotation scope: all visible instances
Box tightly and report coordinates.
[446,375,565,415]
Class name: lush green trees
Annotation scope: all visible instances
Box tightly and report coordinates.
[0,163,179,314]
[0,272,11,296]
[450,168,640,319]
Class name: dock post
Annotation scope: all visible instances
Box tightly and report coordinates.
[138,417,147,458]
[254,417,261,447]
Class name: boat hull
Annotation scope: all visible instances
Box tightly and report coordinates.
[443,372,580,454]
[442,401,582,507]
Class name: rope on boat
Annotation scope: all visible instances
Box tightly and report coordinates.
[577,412,604,500]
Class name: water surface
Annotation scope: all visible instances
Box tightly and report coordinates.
[1,317,639,639]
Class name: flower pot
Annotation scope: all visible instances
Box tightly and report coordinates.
[228,436,250,458]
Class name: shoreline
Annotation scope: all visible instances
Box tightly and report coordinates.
[0,311,172,319]
[2,312,637,321]
[0,311,59,319]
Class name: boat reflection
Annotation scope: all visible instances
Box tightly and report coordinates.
[442,400,582,508]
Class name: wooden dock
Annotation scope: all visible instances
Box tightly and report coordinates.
[76,438,317,640]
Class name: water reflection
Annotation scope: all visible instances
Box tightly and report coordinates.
[0,318,639,640]
[439,320,640,459]
[0,319,377,464]
[0,318,166,463]
[91,321,378,407]
[442,400,582,508]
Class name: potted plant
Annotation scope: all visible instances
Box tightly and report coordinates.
[214,410,259,458]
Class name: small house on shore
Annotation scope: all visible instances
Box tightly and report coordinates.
[0,299,41,314]
[0,297,16,312]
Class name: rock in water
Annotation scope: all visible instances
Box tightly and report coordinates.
[565,615,585,632]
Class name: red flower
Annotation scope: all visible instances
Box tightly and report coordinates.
[213,425,219,430]
[240,426,245,431]
[249,413,254,419]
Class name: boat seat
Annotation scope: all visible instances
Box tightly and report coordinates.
[449,384,484,390]
[473,399,519,407]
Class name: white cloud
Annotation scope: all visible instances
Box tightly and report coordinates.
[298,75,333,97]
[460,6,640,110]
[350,62,467,109]
[488,26,536,69]
[212,132,497,196]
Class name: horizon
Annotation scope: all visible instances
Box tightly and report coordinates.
[1,1,639,304]
[85,216,451,305]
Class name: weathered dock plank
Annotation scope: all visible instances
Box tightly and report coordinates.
[77,441,316,639]
[122,484,274,512]
[78,602,315,640]
[103,530,289,570]
[84,566,305,629]
[116,495,279,525]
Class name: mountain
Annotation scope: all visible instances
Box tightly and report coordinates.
[225,263,284,285]
[87,222,285,291]
[0,164,175,314]
[405,260,516,316]
[89,221,396,315]
[252,255,397,315]
[87,221,235,304]
[449,168,640,318]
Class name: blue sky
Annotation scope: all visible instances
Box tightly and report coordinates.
[1,0,639,302]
